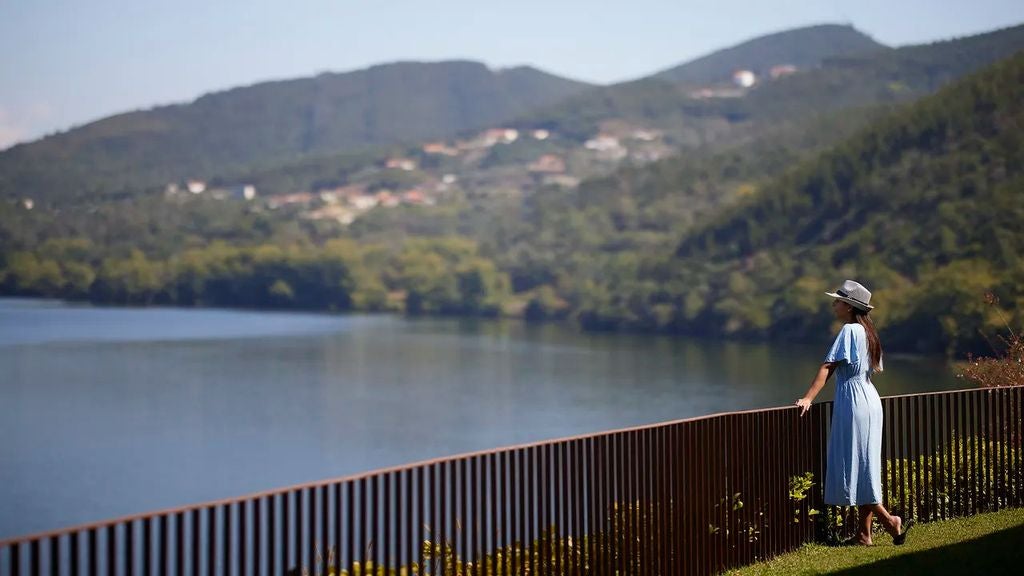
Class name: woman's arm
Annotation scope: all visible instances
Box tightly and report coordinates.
[795,362,838,416]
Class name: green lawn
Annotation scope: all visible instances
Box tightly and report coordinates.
[725,507,1024,575]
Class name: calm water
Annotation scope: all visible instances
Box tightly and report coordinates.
[0,298,961,539]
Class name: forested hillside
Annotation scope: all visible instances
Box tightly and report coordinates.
[0,62,591,203]
[656,52,1024,356]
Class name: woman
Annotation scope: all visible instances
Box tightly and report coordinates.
[795,280,913,546]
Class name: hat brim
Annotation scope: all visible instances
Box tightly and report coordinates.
[826,292,874,311]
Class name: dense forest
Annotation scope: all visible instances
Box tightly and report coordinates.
[665,52,1024,356]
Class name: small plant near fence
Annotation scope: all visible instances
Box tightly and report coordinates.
[957,292,1023,388]
[883,437,1023,521]
[296,499,684,575]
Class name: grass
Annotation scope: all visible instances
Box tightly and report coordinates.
[725,507,1024,575]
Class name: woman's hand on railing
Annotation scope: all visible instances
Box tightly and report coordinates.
[795,398,812,416]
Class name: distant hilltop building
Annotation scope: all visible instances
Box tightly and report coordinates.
[168,179,250,198]
[348,194,379,211]
[584,135,622,152]
[228,184,256,201]
[542,174,580,189]
[454,128,521,151]
[401,189,434,206]
[481,128,519,146]
[585,134,628,161]
[531,129,550,140]
[208,184,257,201]
[528,154,566,174]
[770,64,798,79]
[385,158,417,171]
[375,191,400,207]
[317,184,367,204]
[689,87,745,99]
[266,191,316,210]
[733,69,757,88]
[422,141,459,156]
[186,180,207,194]
[303,205,355,225]
[630,129,661,142]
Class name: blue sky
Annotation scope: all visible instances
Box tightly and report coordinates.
[1,0,1023,149]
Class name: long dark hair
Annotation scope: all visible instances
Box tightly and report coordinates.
[853,309,884,372]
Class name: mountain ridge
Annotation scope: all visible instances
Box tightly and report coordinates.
[652,23,888,85]
[0,60,592,202]
[4,22,1023,213]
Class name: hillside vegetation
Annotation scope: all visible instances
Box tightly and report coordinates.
[0,62,591,203]
[656,52,1024,356]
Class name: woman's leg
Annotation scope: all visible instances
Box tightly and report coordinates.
[863,503,901,536]
[857,505,875,542]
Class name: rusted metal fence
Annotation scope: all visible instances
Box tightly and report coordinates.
[2,386,1021,576]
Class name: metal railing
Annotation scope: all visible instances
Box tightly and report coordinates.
[2,386,1021,576]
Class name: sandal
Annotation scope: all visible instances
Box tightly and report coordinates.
[892,518,915,546]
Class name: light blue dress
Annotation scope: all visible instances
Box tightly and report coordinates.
[824,323,883,506]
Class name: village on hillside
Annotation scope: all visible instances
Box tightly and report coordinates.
[161,65,795,226]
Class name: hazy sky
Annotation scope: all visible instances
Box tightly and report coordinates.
[2,0,1023,149]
